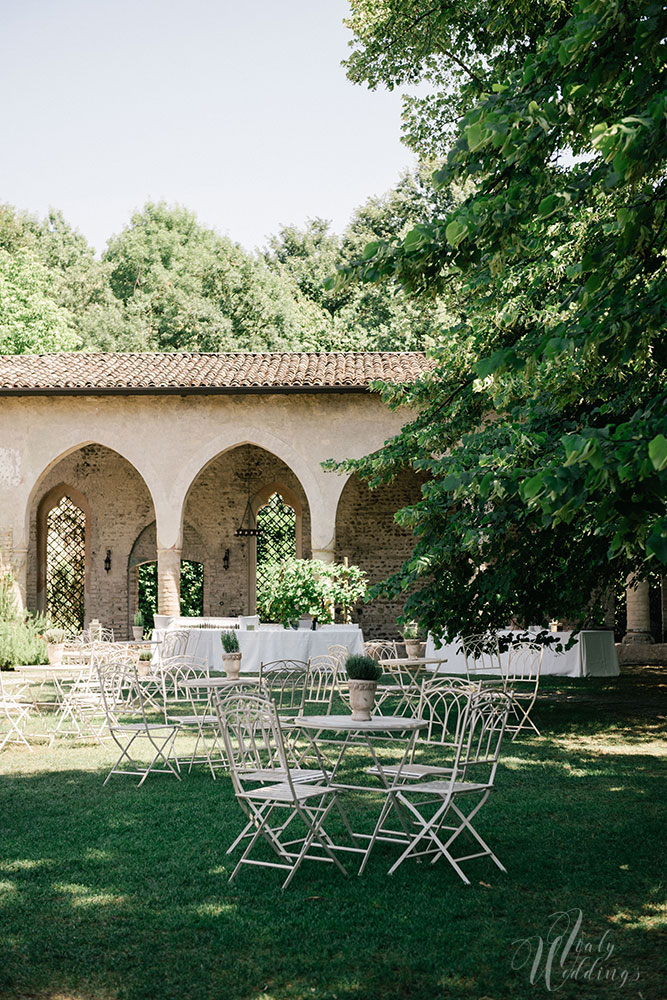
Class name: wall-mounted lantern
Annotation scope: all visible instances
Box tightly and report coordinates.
[223,548,230,571]
[104,549,111,573]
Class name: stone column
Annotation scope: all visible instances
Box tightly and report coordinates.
[623,574,653,644]
[157,546,181,616]
[311,547,335,564]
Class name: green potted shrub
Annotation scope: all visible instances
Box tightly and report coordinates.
[132,610,144,642]
[345,654,383,721]
[43,626,67,666]
[138,648,153,676]
[401,621,423,659]
[221,630,241,678]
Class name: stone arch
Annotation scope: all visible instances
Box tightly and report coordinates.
[23,436,159,550]
[26,443,157,635]
[169,426,322,552]
[182,444,312,616]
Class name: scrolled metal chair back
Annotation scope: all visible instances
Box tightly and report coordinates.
[162,630,189,659]
[213,690,289,791]
[454,689,511,785]
[462,633,502,676]
[259,659,308,716]
[418,676,480,747]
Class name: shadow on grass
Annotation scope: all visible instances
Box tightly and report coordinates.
[0,669,665,1000]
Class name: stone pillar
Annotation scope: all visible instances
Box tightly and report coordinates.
[623,574,653,644]
[157,546,181,616]
[311,547,335,564]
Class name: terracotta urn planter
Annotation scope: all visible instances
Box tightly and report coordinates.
[348,679,378,721]
[404,639,422,659]
[132,626,144,641]
[222,651,242,679]
[47,643,64,667]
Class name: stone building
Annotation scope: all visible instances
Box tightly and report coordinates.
[0,351,429,638]
[0,350,663,656]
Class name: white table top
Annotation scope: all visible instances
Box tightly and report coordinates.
[380,658,447,668]
[293,714,426,733]
[16,663,90,674]
[180,676,260,689]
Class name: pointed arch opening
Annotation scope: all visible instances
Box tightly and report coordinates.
[37,484,91,631]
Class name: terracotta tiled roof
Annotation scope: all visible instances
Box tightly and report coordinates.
[0,351,432,394]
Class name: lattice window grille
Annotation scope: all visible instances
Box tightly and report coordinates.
[46,496,86,632]
[256,493,296,592]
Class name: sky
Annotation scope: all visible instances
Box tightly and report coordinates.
[0,0,419,255]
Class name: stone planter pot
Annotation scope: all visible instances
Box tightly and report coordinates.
[47,643,64,667]
[348,679,378,721]
[222,651,242,679]
[132,626,144,641]
[404,639,422,659]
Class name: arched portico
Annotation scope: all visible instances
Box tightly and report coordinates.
[25,443,157,634]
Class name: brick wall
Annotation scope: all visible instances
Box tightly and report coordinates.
[335,470,424,639]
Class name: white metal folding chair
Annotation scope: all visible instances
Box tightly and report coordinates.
[364,640,398,662]
[380,690,512,883]
[166,666,226,778]
[462,633,502,679]
[216,690,348,888]
[259,659,309,719]
[98,661,182,786]
[503,641,543,738]
[0,670,34,751]
[367,676,480,783]
[161,630,190,660]
[304,655,338,713]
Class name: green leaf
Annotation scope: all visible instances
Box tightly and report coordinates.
[445,220,468,247]
[648,434,667,471]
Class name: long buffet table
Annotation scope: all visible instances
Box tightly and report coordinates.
[153,621,365,673]
[424,629,619,678]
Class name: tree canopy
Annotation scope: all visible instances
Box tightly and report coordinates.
[0,170,458,356]
[327,0,667,641]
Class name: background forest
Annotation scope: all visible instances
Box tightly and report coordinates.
[0,167,454,357]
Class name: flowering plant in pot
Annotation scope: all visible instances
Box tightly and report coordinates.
[132,610,144,641]
[401,621,423,659]
[345,654,383,721]
[221,630,241,678]
[43,627,67,666]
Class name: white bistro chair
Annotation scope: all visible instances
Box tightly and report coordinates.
[98,661,182,786]
[376,689,512,883]
[503,641,543,738]
[215,690,348,889]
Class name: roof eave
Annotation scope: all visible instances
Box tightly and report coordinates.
[0,384,377,397]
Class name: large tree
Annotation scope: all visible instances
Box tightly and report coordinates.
[327,0,667,640]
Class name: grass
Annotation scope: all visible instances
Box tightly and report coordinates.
[0,667,665,1000]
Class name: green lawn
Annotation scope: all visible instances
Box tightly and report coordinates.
[0,668,665,1000]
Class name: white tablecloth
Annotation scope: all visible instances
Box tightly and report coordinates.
[154,624,365,673]
[424,630,619,678]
